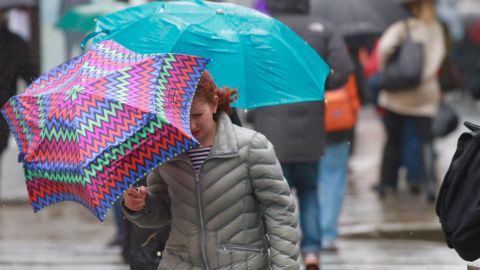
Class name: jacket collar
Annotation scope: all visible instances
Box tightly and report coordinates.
[210,112,239,156]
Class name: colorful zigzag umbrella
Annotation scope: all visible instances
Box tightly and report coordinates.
[1,40,209,221]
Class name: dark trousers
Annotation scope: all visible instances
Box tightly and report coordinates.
[380,110,437,197]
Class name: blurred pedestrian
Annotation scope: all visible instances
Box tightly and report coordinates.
[375,0,446,201]
[436,0,464,42]
[345,35,375,105]
[457,18,480,99]
[249,1,322,268]
[0,10,37,180]
[363,40,424,194]
[123,71,299,270]
[312,23,355,252]
[247,0,353,268]
[363,39,382,106]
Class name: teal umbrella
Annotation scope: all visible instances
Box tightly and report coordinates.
[90,0,330,108]
[56,1,128,33]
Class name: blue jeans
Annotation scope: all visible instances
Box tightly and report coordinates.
[281,162,321,254]
[318,142,351,246]
[380,110,435,194]
[403,120,423,186]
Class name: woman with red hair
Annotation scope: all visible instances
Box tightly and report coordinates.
[122,71,299,270]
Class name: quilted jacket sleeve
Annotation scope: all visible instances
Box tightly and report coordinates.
[247,132,299,270]
[122,168,171,229]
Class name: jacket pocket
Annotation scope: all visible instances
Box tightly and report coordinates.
[222,244,264,253]
[165,245,189,256]
[218,244,269,269]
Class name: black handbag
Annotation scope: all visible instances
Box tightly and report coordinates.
[379,21,424,92]
[126,176,170,270]
[128,224,170,270]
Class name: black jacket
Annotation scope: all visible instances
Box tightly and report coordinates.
[261,1,355,145]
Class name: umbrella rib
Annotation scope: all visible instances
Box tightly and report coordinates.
[170,11,217,53]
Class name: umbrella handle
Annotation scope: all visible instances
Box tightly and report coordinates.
[80,31,108,52]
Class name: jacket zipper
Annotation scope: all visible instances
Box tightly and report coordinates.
[179,152,238,270]
[141,232,158,247]
[195,172,210,270]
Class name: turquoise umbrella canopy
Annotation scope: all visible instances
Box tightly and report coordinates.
[56,1,128,33]
[91,0,330,109]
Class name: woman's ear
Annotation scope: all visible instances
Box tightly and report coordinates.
[212,95,219,113]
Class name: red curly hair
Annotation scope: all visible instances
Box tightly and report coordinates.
[194,71,238,119]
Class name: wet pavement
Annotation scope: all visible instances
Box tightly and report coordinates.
[0,92,477,269]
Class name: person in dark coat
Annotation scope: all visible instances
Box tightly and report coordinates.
[312,23,355,252]
[0,10,37,165]
[247,0,353,268]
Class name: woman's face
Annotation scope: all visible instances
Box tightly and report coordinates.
[189,95,218,147]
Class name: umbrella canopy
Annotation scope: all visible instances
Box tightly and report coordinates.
[91,0,330,109]
[312,0,409,37]
[56,0,128,33]
[1,40,209,221]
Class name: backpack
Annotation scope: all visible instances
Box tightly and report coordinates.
[436,121,480,261]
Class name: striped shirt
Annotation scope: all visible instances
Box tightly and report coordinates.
[187,146,212,173]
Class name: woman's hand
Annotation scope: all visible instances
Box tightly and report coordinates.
[123,186,147,212]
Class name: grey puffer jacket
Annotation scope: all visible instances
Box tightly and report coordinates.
[123,113,299,270]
